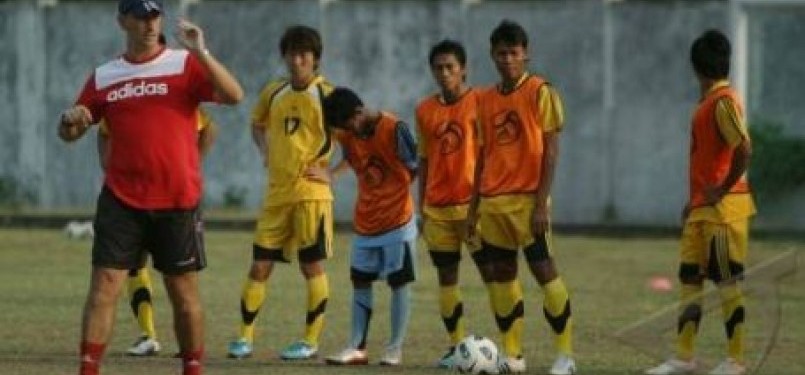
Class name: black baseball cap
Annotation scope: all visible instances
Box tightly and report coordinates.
[118,0,162,18]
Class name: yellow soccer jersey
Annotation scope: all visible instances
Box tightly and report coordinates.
[252,75,335,205]
[197,109,213,132]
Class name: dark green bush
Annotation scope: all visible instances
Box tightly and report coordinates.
[749,121,805,201]
[0,175,36,208]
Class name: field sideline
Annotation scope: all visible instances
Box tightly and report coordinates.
[0,228,801,375]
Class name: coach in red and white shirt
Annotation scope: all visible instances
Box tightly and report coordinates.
[58,1,243,375]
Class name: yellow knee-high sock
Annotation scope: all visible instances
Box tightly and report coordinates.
[485,281,498,343]
[719,284,745,362]
[542,278,573,356]
[128,268,157,339]
[676,283,704,361]
[304,273,329,346]
[486,281,497,315]
[439,285,465,346]
[239,279,267,342]
[494,280,524,358]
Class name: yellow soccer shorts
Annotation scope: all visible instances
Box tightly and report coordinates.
[423,217,481,252]
[478,209,554,263]
[253,200,333,263]
[423,217,481,267]
[679,219,749,283]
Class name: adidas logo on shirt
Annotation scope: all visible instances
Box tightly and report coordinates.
[107,80,168,102]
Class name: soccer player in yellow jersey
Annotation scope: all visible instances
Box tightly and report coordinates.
[415,39,489,369]
[227,25,335,360]
[467,20,575,374]
[98,108,217,357]
[645,29,754,375]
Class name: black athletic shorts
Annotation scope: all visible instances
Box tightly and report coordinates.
[91,186,207,275]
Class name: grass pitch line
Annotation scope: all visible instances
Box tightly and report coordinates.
[614,250,798,374]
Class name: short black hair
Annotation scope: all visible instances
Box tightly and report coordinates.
[490,19,528,49]
[279,25,322,59]
[428,39,467,67]
[322,87,363,129]
[690,29,731,79]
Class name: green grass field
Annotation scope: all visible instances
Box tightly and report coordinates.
[0,228,801,375]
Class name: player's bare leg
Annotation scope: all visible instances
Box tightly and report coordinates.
[249,259,275,281]
[80,267,128,375]
[164,272,204,375]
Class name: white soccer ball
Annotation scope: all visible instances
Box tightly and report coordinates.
[455,335,499,374]
[64,220,94,240]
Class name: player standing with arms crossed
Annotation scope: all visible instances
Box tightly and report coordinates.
[58,1,243,374]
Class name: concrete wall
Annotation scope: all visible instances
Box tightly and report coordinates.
[1,0,803,229]
[747,5,805,136]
